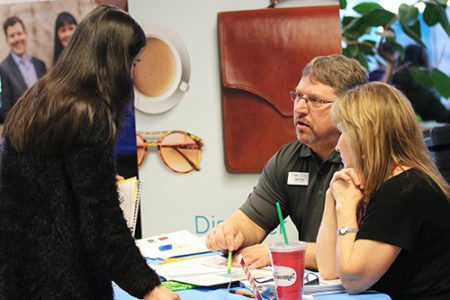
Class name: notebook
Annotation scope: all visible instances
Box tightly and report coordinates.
[117,176,143,237]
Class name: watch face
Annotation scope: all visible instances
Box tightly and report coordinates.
[337,227,357,236]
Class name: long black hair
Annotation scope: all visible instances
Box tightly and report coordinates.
[4,6,146,154]
[53,12,78,65]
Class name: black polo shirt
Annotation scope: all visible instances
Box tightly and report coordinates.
[240,140,342,242]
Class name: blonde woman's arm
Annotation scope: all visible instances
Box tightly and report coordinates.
[317,168,363,279]
[316,189,339,279]
[332,178,401,294]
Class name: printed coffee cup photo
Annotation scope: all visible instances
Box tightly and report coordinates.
[133,25,190,114]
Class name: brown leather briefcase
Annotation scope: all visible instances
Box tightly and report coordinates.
[218,5,342,173]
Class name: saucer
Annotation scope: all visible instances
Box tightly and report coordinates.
[134,22,191,114]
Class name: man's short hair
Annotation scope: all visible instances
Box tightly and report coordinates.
[303,54,368,96]
[3,16,26,35]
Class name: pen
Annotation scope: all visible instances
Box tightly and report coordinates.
[227,250,232,274]
[230,290,255,298]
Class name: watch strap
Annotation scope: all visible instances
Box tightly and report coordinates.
[337,226,358,236]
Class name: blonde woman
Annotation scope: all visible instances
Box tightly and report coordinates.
[316,82,450,299]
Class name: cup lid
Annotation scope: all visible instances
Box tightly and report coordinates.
[268,241,306,252]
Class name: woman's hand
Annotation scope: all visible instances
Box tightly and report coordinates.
[330,169,364,214]
[331,178,363,213]
[115,174,125,182]
[330,168,364,190]
[143,286,180,300]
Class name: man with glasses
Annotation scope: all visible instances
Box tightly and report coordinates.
[206,55,368,270]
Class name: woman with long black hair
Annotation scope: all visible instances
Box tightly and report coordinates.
[0,6,179,300]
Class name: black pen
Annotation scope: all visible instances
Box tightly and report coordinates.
[229,289,255,298]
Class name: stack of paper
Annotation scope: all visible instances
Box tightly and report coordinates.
[117,177,142,237]
[135,230,210,260]
[153,254,273,287]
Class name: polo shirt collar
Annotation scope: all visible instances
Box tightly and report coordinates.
[298,142,342,164]
[327,149,342,164]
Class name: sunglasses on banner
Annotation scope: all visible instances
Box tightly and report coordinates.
[136,130,204,174]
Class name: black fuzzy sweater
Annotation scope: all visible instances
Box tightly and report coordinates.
[0,137,160,299]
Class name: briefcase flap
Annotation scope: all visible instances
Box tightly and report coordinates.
[218,5,342,172]
[219,6,342,117]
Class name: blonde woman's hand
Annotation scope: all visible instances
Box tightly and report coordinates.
[115,174,125,182]
[330,168,364,190]
[143,286,180,300]
[331,177,363,213]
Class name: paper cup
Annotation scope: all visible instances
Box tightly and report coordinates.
[269,241,306,300]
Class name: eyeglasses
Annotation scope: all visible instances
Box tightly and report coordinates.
[136,131,204,174]
[252,272,320,286]
[304,272,320,285]
[290,91,334,108]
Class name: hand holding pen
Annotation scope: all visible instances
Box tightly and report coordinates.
[206,218,244,253]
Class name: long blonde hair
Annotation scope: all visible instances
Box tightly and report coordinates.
[331,82,450,200]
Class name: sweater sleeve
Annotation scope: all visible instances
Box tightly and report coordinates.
[63,139,160,298]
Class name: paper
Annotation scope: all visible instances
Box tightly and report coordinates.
[153,254,273,287]
[135,230,209,259]
[117,177,142,237]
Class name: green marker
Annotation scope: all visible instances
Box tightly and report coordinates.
[227,250,232,274]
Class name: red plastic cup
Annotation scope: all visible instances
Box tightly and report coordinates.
[269,241,307,300]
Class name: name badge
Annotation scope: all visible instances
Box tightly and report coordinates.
[287,172,309,186]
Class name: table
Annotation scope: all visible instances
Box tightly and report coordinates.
[114,283,391,299]
[114,254,391,300]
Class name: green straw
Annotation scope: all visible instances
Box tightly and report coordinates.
[276,202,289,245]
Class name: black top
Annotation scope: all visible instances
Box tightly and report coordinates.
[240,140,342,242]
[0,125,159,299]
[357,168,450,299]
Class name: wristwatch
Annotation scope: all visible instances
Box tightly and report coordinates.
[337,227,358,236]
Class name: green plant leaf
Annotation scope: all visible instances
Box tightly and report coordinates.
[398,4,419,26]
[360,40,377,55]
[342,16,356,27]
[436,0,448,5]
[432,68,450,99]
[365,8,396,27]
[353,2,383,14]
[339,0,347,10]
[342,47,351,58]
[378,28,396,39]
[423,1,450,36]
[385,39,405,61]
[347,44,360,57]
[343,46,369,69]
[423,3,439,26]
[400,20,426,47]
[409,67,434,88]
[343,16,370,39]
[355,51,369,70]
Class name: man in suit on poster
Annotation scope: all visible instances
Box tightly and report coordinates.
[0,16,46,123]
